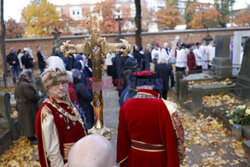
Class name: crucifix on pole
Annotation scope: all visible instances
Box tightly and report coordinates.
[115,12,123,42]
[60,13,131,135]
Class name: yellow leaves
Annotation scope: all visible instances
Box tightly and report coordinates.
[230,139,247,159]
[0,137,40,167]
[22,0,59,38]
[203,94,242,108]
[188,78,233,86]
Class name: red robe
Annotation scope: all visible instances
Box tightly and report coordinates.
[35,96,86,167]
[187,52,196,71]
[68,82,79,104]
[117,89,180,167]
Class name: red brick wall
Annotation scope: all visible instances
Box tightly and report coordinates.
[3,27,250,66]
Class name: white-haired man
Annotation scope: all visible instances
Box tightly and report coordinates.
[161,42,171,64]
[66,135,116,167]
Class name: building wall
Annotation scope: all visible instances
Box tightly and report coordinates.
[3,27,250,68]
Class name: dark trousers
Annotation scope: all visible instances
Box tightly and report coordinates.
[161,90,168,100]
[208,64,212,70]
[107,66,113,76]
[176,67,185,72]
[196,66,202,73]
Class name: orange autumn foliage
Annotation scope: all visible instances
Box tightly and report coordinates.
[155,5,183,30]
[234,6,250,27]
[186,2,222,29]
[2,19,24,38]
[94,0,118,34]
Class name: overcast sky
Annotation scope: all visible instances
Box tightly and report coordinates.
[4,0,250,22]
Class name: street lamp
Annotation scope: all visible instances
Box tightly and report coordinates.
[115,11,123,42]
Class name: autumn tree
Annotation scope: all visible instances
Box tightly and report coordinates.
[184,0,197,25]
[4,19,24,38]
[234,5,250,27]
[186,2,222,29]
[22,0,60,38]
[155,5,183,30]
[214,0,235,27]
[94,0,118,34]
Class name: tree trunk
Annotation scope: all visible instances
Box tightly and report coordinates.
[0,0,7,88]
[135,0,141,48]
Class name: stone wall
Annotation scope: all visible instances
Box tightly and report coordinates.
[3,27,250,65]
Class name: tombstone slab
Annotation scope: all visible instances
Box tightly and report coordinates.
[0,92,11,129]
[242,140,250,166]
[212,35,232,78]
[179,79,188,101]
[236,38,250,99]
[191,86,203,116]
[175,72,183,97]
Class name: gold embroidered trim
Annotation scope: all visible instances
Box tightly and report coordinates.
[44,97,85,133]
[40,109,49,167]
[118,155,128,164]
[131,139,164,147]
[131,146,166,152]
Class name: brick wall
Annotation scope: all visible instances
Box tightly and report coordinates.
[3,27,250,66]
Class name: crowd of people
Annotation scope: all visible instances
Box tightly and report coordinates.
[10,38,221,167]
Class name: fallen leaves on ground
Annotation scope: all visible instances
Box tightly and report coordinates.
[203,94,242,107]
[188,78,233,86]
[171,102,248,167]
[0,136,40,167]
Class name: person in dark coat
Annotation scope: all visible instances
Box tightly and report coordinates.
[143,44,152,70]
[14,70,42,143]
[36,46,46,74]
[133,45,143,67]
[21,49,33,70]
[72,69,94,130]
[155,56,175,100]
[7,48,20,84]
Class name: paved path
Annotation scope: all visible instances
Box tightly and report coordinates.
[0,75,248,166]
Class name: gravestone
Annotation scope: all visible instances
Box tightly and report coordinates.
[236,38,250,99]
[179,79,188,101]
[0,92,19,155]
[175,72,183,97]
[212,35,232,78]
[242,140,250,165]
[232,31,250,76]
[191,86,203,115]
[0,92,11,129]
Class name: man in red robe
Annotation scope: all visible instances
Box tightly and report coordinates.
[35,68,86,167]
[187,43,196,73]
[117,71,184,167]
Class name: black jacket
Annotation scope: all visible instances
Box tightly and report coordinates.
[7,53,19,66]
[155,63,175,91]
[36,51,46,68]
[21,54,33,69]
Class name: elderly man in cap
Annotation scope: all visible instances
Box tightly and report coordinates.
[117,71,184,167]
[15,70,42,143]
[35,62,87,167]
[7,48,20,84]
[65,134,116,167]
